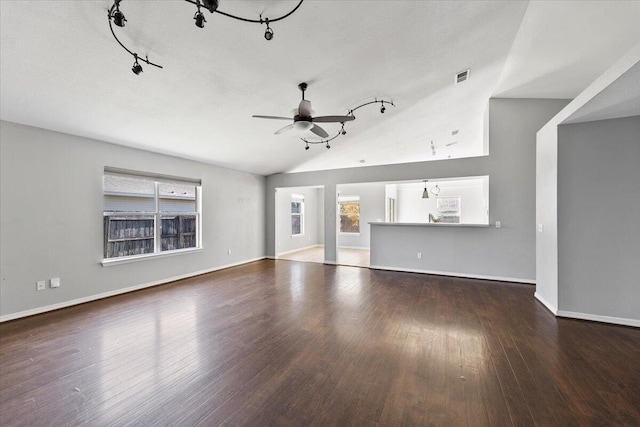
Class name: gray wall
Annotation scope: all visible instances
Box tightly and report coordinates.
[337,182,386,248]
[0,121,266,319]
[266,99,569,280]
[275,186,322,254]
[557,116,640,320]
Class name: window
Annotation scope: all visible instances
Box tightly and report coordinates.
[103,169,201,260]
[339,196,360,233]
[436,196,461,223]
[291,194,304,236]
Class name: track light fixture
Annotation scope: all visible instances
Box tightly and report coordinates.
[131,54,143,75]
[107,0,304,73]
[194,0,206,28]
[301,98,394,150]
[202,0,219,13]
[110,0,126,27]
[264,18,274,41]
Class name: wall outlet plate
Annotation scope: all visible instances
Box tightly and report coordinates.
[36,280,46,291]
[50,277,61,288]
[417,252,422,259]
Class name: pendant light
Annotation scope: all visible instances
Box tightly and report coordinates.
[422,180,429,199]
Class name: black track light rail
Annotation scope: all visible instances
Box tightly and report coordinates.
[301,99,395,149]
[183,0,304,24]
[108,0,304,73]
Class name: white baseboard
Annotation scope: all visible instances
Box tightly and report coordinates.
[338,246,370,250]
[534,292,558,314]
[368,264,536,284]
[0,257,266,323]
[556,310,640,328]
[276,244,322,257]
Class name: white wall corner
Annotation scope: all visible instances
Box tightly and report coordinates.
[534,291,558,315]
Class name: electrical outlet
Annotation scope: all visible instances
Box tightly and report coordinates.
[227,249,231,255]
[538,224,544,233]
[496,221,502,228]
[36,280,46,291]
[417,252,422,259]
[50,277,61,288]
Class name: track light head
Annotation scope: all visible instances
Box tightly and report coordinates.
[112,9,126,27]
[380,105,386,114]
[305,145,309,151]
[263,18,273,41]
[194,11,206,28]
[202,0,219,13]
[341,129,347,135]
[326,144,331,149]
[132,55,143,75]
[264,27,274,40]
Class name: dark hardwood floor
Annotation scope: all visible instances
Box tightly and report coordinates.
[1,260,639,426]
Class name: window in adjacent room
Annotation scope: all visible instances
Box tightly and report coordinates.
[291,194,304,236]
[339,196,360,234]
[436,196,461,223]
[103,168,201,261]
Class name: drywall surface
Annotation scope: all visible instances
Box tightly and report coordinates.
[337,182,385,249]
[536,45,640,319]
[557,116,640,321]
[276,186,321,254]
[266,99,569,278]
[0,121,266,319]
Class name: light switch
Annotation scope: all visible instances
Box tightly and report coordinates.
[495,221,501,228]
[538,224,544,233]
[50,277,61,288]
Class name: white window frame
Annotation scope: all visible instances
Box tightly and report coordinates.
[338,195,361,235]
[102,168,202,266]
[291,193,305,237]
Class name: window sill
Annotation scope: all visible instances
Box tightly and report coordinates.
[291,234,305,238]
[339,232,361,236]
[101,247,202,267]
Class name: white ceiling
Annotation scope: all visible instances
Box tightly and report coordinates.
[1,1,639,176]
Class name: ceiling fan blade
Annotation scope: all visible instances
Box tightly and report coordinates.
[310,124,329,138]
[252,115,293,121]
[298,100,313,117]
[312,115,356,123]
[274,123,295,135]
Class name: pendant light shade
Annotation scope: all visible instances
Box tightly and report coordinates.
[422,180,429,199]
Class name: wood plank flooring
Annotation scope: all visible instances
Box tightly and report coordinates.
[1,260,639,426]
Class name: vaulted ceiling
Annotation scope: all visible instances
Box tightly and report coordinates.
[1,1,639,175]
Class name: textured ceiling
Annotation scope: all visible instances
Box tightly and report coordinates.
[1,1,639,176]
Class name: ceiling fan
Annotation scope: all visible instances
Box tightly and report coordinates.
[252,83,355,138]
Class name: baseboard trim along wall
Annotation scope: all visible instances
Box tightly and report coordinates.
[369,265,536,284]
[556,310,640,328]
[0,257,266,323]
[534,292,558,314]
[276,244,322,257]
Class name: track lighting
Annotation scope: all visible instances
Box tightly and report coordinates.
[110,0,126,27]
[300,98,393,150]
[263,18,274,40]
[131,54,143,75]
[202,0,219,13]
[107,0,305,73]
[194,11,206,28]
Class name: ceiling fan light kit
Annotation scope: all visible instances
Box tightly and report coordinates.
[107,0,304,74]
[252,83,394,150]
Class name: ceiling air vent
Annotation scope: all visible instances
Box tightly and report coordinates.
[455,69,470,84]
